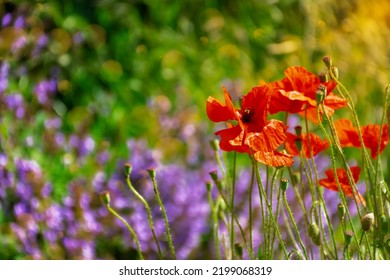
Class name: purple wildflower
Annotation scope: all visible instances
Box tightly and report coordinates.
[4,93,25,119]
[33,79,57,104]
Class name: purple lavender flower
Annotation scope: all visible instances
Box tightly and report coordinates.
[0,62,9,94]
[12,35,28,53]
[33,79,57,104]
[4,93,25,119]
[44,117,62,129]
[14,16,25,28]
[1,13,12,27]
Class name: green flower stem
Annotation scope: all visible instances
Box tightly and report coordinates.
[329,70,376,208]
[148,170,176,260]
[248,162,256,254]
[301,111,337,259]
[282,190,309,259]
[270,183,284,258]
[125,174,163,259]
[104,204,144,260]
[230,151,237,260]
[287,167,308,221]
[316,106,363,258]
[266,168,280,258]
[372,84,390,258]
[206,183,221,259]
[212,177,255,259]
[253,159,288,259]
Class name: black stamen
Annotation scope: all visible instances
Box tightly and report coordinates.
[242,108,254,123]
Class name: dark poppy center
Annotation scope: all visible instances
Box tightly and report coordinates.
[241,108,254,123]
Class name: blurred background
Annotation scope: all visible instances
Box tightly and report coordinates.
[1,0,390,259]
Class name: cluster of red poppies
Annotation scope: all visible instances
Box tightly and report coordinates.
[206,65,389,203]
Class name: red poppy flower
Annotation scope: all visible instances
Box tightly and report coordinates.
[284,132,329,158]
[206,85,294,167]
[334,119,389,158]
[266,66,347,122]
[319,166,366,205]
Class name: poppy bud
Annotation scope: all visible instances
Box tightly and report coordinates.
[361,213,375,231]
[344,230,353,248]
[317,84,327,96]
[210,139,219,151]
[234,243,243,259]
[288,250,303,260]
[100,191,111,206]
[316,90,325,104]
[331,66,339,80]
[206,181,213,192]
[318,72,328,83]
[309,223,321,246]
[323,55,332,68]
[147,168,156,179]
[295,137,303,152]
[337,203,346,221]
[294,125,302,138]
[209,170,219,182]
[280,178,289,192]
[124,163,132,177]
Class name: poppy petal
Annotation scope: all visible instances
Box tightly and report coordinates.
[241,85,270,130]
[246,120,287,152]
[362,124,389,158]
[215,125,247,153]
[253,150,294,167]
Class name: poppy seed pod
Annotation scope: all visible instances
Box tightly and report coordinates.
[309,223,321,246]
[361,213,375,231]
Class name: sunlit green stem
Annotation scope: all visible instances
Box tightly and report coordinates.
[282,190,309,259]
[125,169,163,259]
[206,182,221,259]
[253,159,288,259]
[104,203,144,260]
[210,173,254,259]
[316,107,362,258]
[148,169,176,259]
[230,151,237,260]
